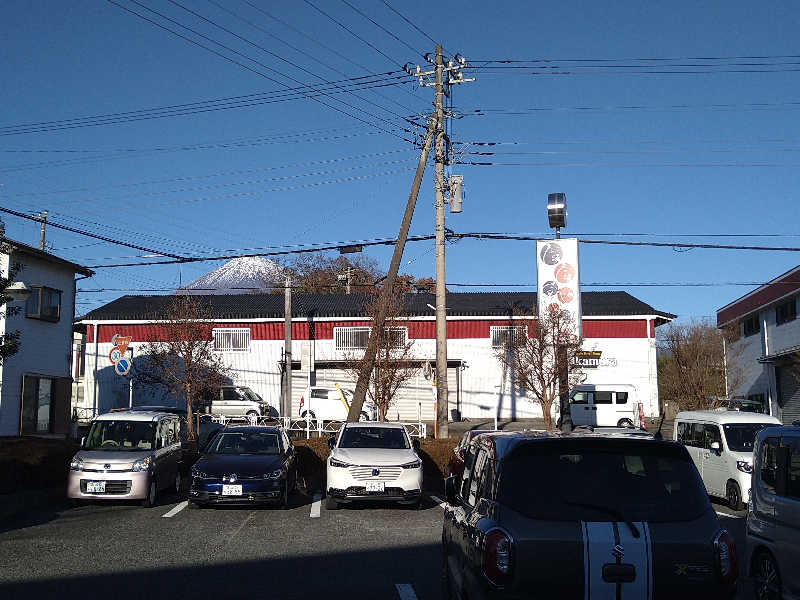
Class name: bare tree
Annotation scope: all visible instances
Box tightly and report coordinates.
[138,296,229,440]
[343,293,419,421]
[287,254,382,294]
[657,321,743,411]
[495,308,584,431]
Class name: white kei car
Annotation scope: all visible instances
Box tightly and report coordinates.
[326,422,423,509]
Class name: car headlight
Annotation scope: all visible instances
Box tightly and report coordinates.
[264,469,284,479]
[329,457,351,468]
[401,459,421,470]
[736,460,753,474]
[131,456,153,472]
[69,455,84,471]
[191,467,208,478]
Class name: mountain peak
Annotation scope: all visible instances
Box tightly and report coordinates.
[179,256,284,295]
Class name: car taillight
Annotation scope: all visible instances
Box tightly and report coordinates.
[482,529,513,587]
[713,529,738,586]
[300,397,304,408]
[458,448,466,459]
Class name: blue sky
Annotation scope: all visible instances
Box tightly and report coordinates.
[2,0,799,323]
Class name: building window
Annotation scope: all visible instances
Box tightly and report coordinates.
[25,286,61,322]
[334,326,407,351]
[491,325,527,348]
[213,328,250,351]
[742,314,760,337]
[776,298,797,326]
[21,375,54,433]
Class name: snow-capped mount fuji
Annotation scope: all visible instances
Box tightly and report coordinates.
[178,256,284,295]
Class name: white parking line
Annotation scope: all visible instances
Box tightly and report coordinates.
[395,583,418,600]
[310,493,322,518]
[429,495,445,508]
[162,501,188,518]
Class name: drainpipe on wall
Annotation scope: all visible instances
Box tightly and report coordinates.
[93,323,99,418]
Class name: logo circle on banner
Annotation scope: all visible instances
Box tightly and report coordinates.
[114,358,132,376]
[111,333,120,346]
[109,347,123,364]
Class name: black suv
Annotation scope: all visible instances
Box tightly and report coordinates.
[441,431,738,599]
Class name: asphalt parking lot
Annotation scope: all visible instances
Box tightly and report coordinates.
[0,488,751,600]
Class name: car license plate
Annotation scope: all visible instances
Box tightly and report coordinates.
[86,481,106,493]
[365,481,384,492]
[222,485,242,496]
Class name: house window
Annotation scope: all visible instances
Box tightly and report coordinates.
[334,326,407,351]
[776,298,797,326]
[742,314,760,337]
[25,286,61,322]
[21,375,55,433]
[213,328,250,351]
[491,325,526,348]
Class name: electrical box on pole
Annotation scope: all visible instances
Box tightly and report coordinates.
[449,175,463,213]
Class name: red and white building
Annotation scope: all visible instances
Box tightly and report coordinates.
[76,291,674,422]
[717,265,800,423]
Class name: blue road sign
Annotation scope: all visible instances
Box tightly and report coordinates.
[114,358,131,376]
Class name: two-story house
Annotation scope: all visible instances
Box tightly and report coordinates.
[717,264,800,423]
[0,238,93,437]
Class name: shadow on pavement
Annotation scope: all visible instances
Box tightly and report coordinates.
[0,542,440,600]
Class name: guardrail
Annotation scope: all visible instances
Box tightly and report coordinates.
[207,413,427,439]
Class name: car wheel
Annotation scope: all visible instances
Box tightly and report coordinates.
[753,550,782,600]
[142,479,158,508]
[326,496,340,511]
[359,411,369,422]
[280,483,290,510]
[69,498,82,508]
[727,480,743,511]
[189,500,206,509]
[617,418,634,428]
[174,471,182,495]
[441,549,454,600]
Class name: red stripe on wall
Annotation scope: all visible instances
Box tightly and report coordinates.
[89,318,650,342]
[717,268,800,326]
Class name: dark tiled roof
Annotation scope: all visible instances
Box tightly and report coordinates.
[3,237,94,276]
[79,291,675,321]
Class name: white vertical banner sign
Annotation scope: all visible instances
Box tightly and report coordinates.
[536,238,582,338]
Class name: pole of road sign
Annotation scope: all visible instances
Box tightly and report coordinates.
[284,273,292,420]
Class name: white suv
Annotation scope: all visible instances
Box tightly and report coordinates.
[299,386,376,423]
[326,422,423,509]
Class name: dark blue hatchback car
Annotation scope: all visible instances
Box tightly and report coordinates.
[189,426,297,508]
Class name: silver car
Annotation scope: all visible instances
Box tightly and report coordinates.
[747,424,800,600]
[67,411,183,507]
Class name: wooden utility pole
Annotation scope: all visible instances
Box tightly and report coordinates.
[283,272,292,419]
[346,117,438,421]
[433,45,449,438]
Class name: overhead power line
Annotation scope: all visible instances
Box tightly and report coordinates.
[0,206,184,260]
[379,0,441,51]
[339,0,423,56]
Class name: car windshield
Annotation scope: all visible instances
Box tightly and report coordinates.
[723,423,769,452]
[206,431,281,455]
[497,440,709,523]
[338,426,410,449]
[84,420,155,451]
[242,389,262,402]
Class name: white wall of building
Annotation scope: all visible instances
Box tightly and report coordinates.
[0,252,78,436]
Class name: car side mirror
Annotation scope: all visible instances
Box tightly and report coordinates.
[710,441,721,452]
[80,436,85,447]
[412,438,420,451]
[327,436,335,450]
[444,476,457,505]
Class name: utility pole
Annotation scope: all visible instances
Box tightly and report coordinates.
[347,117,438,422]
[38,210,48,250]
[404,47,474,437]
[433,45,449,438]
[339,265,353,294]
[283,272,292,419]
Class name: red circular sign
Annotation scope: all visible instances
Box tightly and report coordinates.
[555,263,575,284]
[557,287,574,304]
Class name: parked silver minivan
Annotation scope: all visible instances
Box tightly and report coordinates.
[674,409,781,510]
[67,410,183,507]
[747,424,800,600]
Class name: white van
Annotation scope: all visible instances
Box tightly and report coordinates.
[299,386,377,423]
[674,410,781,510]
[568,384,640,428]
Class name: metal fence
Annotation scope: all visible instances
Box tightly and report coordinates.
[207,414,427,439]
